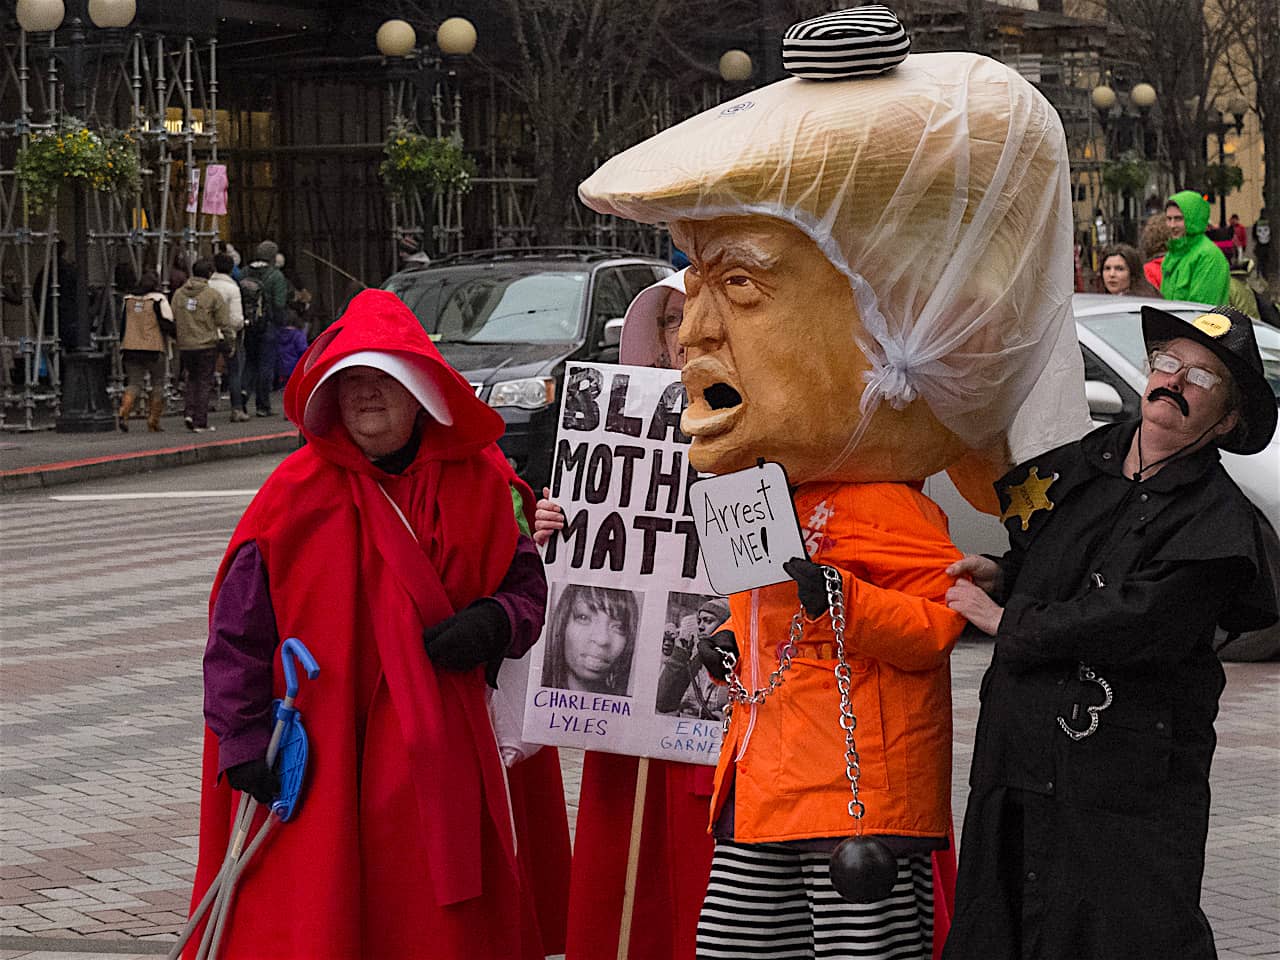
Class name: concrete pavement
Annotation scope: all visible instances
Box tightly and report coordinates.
[0,462,1276,958]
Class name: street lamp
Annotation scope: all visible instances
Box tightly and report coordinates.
[377,17,477,261]
[17,0,137,433]
[1206,97,1248,227]
[1092,81,1158,244]
[375,16,477,129]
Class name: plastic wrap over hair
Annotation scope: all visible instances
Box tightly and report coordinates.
[580,52,1081,465]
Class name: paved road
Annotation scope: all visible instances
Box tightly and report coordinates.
[1,456,1276,958]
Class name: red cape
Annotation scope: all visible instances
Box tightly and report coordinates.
[186,290,565,959]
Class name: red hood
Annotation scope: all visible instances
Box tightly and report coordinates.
[284,289,505,474]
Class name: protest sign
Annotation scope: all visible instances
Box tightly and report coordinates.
[523,362,726,765]
[689,461,805,595]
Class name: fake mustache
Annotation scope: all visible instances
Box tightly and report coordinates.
[1148,386,1190,416]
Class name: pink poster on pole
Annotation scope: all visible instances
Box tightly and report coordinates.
[202,164,228,215]
[186,166,200,213]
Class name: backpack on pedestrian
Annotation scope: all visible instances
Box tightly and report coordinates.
[239,275,265,327]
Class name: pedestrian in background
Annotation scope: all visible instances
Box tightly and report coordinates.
[172,258,232,433]
[117,270,174,432]
[274,319,308,389]
[241,240,288,416]
[1161,191,1231,304]
[1139,212,1171,291]
[1094,243,1160,297]
[1229,213,1248,259]
[209,252,247,422]
[942,305,1278,960]
[1253,209,1273,280]
[168,247,190,299]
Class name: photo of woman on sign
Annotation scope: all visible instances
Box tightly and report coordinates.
[541,583,641,697]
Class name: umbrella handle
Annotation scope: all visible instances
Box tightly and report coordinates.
[280,637,319,700]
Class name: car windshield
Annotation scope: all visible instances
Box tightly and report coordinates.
[384,269,588,343]
[1081,310,1280,401]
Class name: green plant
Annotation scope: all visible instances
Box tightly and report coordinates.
[1204,162,1244,198]
[1101,151,1150,197]
[379,119,477,199]
[14,118,141,212]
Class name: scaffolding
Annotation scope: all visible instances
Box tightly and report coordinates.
[0,25,219,430]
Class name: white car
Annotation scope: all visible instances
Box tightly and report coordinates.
[928,294,1280,660]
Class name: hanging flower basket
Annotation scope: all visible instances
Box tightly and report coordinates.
[14,118,141,212]
[1204,162,1244,199]
[379,119,477,200]
[1101,151,1150,198]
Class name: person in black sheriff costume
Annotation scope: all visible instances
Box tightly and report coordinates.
[940,304,1278,960]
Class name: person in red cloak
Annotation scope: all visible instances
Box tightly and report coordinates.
[186,289,568,959]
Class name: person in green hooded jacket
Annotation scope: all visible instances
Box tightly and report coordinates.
[1160,190,1231,304]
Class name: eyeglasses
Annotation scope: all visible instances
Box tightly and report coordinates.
[1149,352,1222,390]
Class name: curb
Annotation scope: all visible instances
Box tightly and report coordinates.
[0,431,299,493]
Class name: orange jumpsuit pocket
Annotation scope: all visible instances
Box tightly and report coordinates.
[775,659,889,798]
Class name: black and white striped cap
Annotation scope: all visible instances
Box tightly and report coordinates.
[783,5,911,81]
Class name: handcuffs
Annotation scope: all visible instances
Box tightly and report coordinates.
[1057,662,1113,740]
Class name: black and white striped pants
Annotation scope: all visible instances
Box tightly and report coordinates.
[697,841,934,959]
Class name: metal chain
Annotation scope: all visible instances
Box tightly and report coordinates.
[720,611,801,707]
[825,565,865,825]
[718,566,865,825]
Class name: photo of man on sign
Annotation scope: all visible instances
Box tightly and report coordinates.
[655,594,731,721]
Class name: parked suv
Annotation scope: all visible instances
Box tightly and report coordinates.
[383,247,674,490]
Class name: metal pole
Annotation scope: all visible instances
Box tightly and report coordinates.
[56,1,115,432]
[1217,130,1227,228]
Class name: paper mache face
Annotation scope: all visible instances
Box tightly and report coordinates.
[580,52,1087,502]
[675,215,966,484]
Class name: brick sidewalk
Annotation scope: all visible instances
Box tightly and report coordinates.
[0,489,1275,957]
[0,409,298,493]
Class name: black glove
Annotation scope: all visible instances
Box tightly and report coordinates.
[667,641,693,668]
[423,599,511,672]
[697,629,739,682]
[225,758,278,805]
[784,556,833,618]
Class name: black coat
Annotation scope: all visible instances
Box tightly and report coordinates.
[944,421,1277,960]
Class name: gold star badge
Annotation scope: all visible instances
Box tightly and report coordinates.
[1001,467,1059,531]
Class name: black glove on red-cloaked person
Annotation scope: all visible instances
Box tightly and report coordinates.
[784,556,832,618]
[422,599,512,672]
[697,629,739,682]
[225,758,279,805]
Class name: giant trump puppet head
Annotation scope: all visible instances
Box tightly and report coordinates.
[580,41,1087,510]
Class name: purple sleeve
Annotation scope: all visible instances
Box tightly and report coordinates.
[491,534,548,660]
[204,541,278,774]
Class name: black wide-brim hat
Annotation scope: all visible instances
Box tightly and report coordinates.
[1141,304,1277,455]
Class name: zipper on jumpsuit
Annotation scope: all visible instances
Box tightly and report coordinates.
[734,588,760,761]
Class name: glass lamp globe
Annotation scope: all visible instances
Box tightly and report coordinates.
[1091,85,1117,111]
[376,19,417,58]
[1130,83,1156,109]
[719,49,753,83]
[16,0,65,32]
[437,17,477,56]
[88,0,135,27]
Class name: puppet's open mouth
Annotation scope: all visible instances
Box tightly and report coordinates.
[704,383,743,411]
[681,357,745,438]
